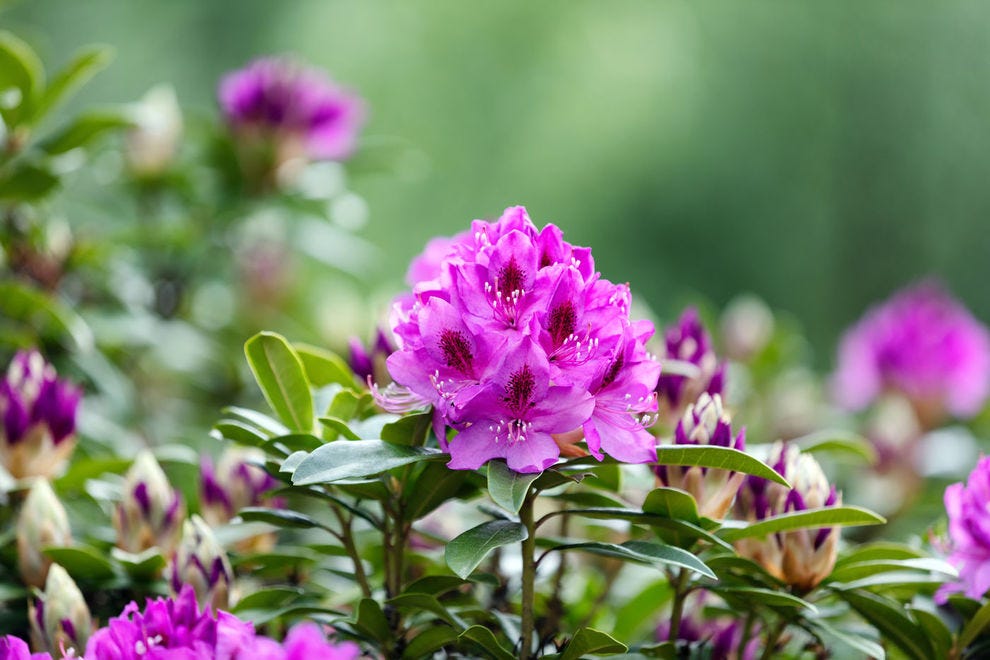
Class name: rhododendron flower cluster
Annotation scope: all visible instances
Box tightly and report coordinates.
[937,455,990,602]
[384,206,660,473]
[0,586,360,660]
[734,442,840,591]
[833,282,990,426]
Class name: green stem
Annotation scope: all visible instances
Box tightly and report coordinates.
[760,619,787,660]
[330,504,372,598]
[738,610,756,655]
[667,568,691,642]
[520,491,537,660]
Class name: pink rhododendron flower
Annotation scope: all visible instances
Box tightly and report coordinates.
[937,455,990,603]
[383,205,660,473]
[833,282,990,425]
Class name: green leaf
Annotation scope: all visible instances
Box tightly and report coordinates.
[403,462,481,521]
[111,547,165,580]
[827,557,958,583]
[318,416,362,441]
[655,445,789,486]
[0,282,93,351]
[834,542,925,569]
[807,621,885,660]
[957,597,990,650]
[30,44,114,125]
[292,439,445,485]
[840,590,933,660]
[211,421,269,449]
[642,487,702,525]
[0,31,44,124]
[909,607,952,659]
[0,584,27,602]
[353,598,392,643]
[39,108,132,153]
[231,587,304,614]
[381,411,433,447]
[718,506,886,542]
[544,540,716,579]
[445,520,528,580]
[238,506,330,531]
[245,332,314,432]
[790,430,878,464]
[0,163,59,201]
[560,628,627,660]
[295,343,360,388]
[712,586,818,614]
[264,433,324,454]
[387,593,465,629]
[404,575,471,596]
[611,578,672,642]
[458,625,516,660]
[403,625,459,659]
[541,507,732,551]
[488,460,539,514]
[43,546,117,581]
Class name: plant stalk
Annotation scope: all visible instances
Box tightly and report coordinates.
[520,491,537,660]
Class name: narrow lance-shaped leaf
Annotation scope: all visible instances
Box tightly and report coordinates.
[655,445,789,487]
[30,44,114,125]
[559,628,627,660]
[718,506,886,542]
[245,332,314,433]
[292,439,445,485]
[543,540,716,580]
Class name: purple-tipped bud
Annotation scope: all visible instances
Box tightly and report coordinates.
[657,308,725,420]
[0,350,80,480]
[655,393,745,519]
[114,451,185,557]
[200,447,280,525]
[656,592,759,659]
[168,515,234,612]
[28,563,92,658]
[734,442,840,591]
[16,479,72,588]
[348,328,396,385]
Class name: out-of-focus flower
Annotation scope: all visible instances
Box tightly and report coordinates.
[249,622,361,660]
[114,451,185,556]
[200,448,280,527]
[169,515,234,612]
[126,85,183,178]
[655,393,745,519]
[383,205,660,473]
[656,593,758,659]
[0,634,49,660]
[720,295,774,362]
[656,308,725,421]
[833,282,990,428]
[16,479,72,588]
[937,455,990,602]
[734,443,840,591]
[29,563,92,658]
[0,350,80,480]
[348,328,396,385]
[219,56,365,188]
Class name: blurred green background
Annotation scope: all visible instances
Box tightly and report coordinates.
[6,0,990,363]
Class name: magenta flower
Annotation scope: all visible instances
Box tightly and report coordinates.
[833,282,990,425]
[219,57,364,163]
[0,634,50,659]
[348,328,396,385]
[384,206,660,472]
[938,456,990,602]
[250,623,360,660]
[0,350,80,479]
[656,308,725,419]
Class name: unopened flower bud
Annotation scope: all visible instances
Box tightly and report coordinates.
[720,294,774,362]
[0,350,80,480]
[29,563,92,658]
[655,393,745,519]
[168,515,233,612]
[734,442,840,591]
[657,308,725,420]
[16,479,72,588]
[348,328,396,386]
[200,447,280,527]
[114,451,185,556]
[125,85,182,178]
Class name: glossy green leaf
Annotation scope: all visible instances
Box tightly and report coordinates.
[232,587,304,614]
[318,416,362,441]
[446,520,528,579]
[403,462,481,521]
[808,621,885,660]
[295,342,360,388]
[488,460,539,514]
[264,433,323,454]
[544,540,716,579]
[111,547,165,579]
[959,597,990,650]
[387,593,465,629]
[31,44,114,124]
[404,575,471,596]
[381,411,433,447]
[642,487,702,525]
[0,163,59,201]
[840,590,933,660]
[403,626,459,659]
[43,546,117,581]
[560,627,627,660]
[790,429,877,464]
[828,557,957,583]
[245,332,314,432]
[292,439,445,485]
[211,421,269,448]
[238,506,330,532]
[655,445,789,486]
[220,406,289,436]
[458,625,516,660]
[39,109,132,153]
[353,598,392,643]
[909,607,952,659]
[718,506,886,542]
[834,542,925,569]
[713,586,818,614]
[0,30,43,124]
